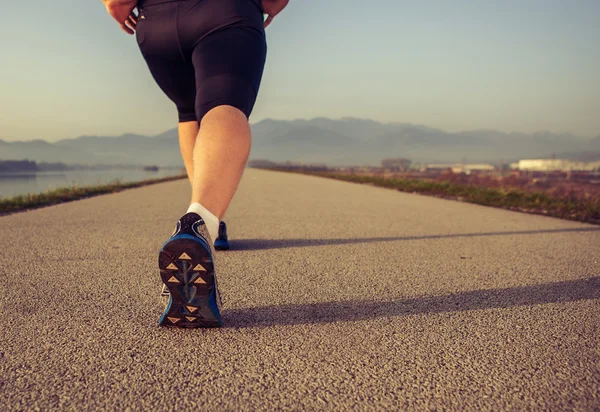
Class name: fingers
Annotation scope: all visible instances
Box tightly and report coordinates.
[105,3,137,35]
[264,14,274,28]
[120,22,134,35]
[262,0,289,28]
[119,13,137,35]
[127,13,137,29]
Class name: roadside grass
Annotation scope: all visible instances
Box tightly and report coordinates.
[0,174,187,215]
[259,168,600,225]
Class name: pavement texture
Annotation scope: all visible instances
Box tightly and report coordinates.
[1,168,599,411]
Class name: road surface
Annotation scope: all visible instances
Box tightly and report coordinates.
[1,168,599,410]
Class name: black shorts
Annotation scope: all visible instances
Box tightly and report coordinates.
[135,0,267,123]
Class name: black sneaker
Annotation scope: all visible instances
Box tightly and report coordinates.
[214,221,230,251]
[158,213,222,327]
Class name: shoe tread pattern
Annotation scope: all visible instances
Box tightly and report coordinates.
[158,214,222,328]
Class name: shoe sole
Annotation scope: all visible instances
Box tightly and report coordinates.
[214,240,230,251]
[158,235,222,328]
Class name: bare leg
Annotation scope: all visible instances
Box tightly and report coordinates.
[178,121,199,185]
[191,105,251,219]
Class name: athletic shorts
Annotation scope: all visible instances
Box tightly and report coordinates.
[135,0,267,123]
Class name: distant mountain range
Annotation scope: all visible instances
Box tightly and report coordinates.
[1,118,599,167]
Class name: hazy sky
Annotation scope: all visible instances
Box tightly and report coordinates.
[1,0,599,142]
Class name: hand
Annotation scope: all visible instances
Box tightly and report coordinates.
[261,0,289,28]
[102,0,138,35]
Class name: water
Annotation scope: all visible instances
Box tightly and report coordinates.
[0,168,184,198]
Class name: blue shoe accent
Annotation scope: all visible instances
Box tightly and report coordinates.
[158,295,174,325]
[158,213,222,328]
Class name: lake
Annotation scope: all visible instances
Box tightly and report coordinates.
[0,168,185,198]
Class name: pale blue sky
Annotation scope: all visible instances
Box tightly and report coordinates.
[1,0,599,142]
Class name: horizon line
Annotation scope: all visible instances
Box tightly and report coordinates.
[1,116,598,143]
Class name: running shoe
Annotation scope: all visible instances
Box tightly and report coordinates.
[214,221,230,250]
[158,212,222,327]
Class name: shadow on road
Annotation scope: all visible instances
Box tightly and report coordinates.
[231,227,600,250]
[223,277,600,328]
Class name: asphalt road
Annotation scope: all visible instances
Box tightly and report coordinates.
[1,168,599,410]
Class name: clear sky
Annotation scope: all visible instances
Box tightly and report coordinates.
[1,0,599,142]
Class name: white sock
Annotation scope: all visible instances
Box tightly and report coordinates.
[187,202,219,242]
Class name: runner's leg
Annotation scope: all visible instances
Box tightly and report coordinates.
[178,121,199,185]
[190,105,252,219]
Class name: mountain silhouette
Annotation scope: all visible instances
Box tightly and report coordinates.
[1,118,598,166]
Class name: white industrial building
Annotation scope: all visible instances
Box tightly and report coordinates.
[517,159,600,172]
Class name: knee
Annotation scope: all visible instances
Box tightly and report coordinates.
[200,105,250,133]
[204,104,247,120]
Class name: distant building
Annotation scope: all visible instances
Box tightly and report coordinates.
[456,164,496,174]
[423,163,495,174]
[422,164,454,172]
[517,159,600,172]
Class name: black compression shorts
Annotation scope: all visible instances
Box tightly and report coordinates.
[135,0,267,123]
